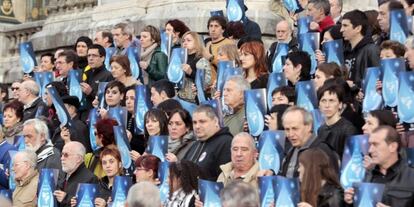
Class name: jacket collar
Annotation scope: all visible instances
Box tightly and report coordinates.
[220,161,259,182]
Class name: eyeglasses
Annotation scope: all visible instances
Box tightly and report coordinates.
[134,167,147,173]
[11,87,19,91]
[62,152,80,158]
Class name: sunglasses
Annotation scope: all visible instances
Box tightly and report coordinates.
[11,87,19,91]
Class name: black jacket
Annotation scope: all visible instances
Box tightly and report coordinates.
[36,143,65,185]
[183,127,233,181]
[266,37,299,71]
[58,163,98,207]
[344,36,380,88]
[364,159,414,207]
[22,97,48,122]
[243,17,262,40]
[317,118,358,157]
[97,176,112,201]
[317,183,345,207]
[51,115,92,153]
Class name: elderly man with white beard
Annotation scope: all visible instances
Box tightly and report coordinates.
[22,118,64,182]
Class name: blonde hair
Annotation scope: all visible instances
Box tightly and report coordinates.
[218,44,241,67]
[182,31,204,58]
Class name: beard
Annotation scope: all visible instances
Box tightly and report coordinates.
[26,142,41,152]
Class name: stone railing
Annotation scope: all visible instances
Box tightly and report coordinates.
[46,0,98,15]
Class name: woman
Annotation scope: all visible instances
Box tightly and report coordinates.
[179,31,214,102]
[125,86,146,154]
[85,118,118,178]
[165,109,195,161]
[362,110,397,135]
[316,25,342,64]
[165,161,200,207]
[2,100,24,144]
[134,154,161,183]
[130,108,168,161]
[217,44,241,67]
[139,25,168,84]
[92,80,126,118]
[74,36,93,73]
[110,55,140,87]
[283,51,312,86]
[314,62,342,90]
[297,148,344,207]
[239,41,269,89]
[165,19,190,48]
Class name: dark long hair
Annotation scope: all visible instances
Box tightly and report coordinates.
[144,108,168,138]
[298,148,341,207]
[169,161,200,199]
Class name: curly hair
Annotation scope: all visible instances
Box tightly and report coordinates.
[169,161,200,199]
[3,100,24,121]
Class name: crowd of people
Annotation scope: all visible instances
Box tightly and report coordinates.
[1,0,414,206]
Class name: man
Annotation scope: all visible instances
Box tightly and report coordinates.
[126,182,161,207]
[23,119,63,174]
[18,79,48,122]
[94,30,113,48]
[280,106,339,178]
[344,126,414,206]
[0,83,8,111]
[317,83,357,157]
[12,150,39,207]
[52,95,91,152]
[80,44,113,121]
[150,79,176,106]
[307,0,334,33]
[54,141,98,207]
[222,76,250,136]
[183,105,233,180]
[220,181,259,207]
[341,10,380,88]
[205,16,234,69]
[218,132,262,188]
[267,20,298,70]
[329,0,342,24]
[111,22,134,55]
[55,50,78,85]
[241,4,262,40]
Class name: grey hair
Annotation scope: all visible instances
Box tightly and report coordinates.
[113,22,134,40]
[220,181,259,207]
[406,35,414,49]
[21,80,39,96]
[23,118,50,142]
[69,141,86,157]
[232,132,256,150]
[14,150,37,168]
[282,106,314,128]
[126,182,161,207]
[193,105,218,120]
[276,19,294,33]
[225,75,251,92]
[309,0,331,16]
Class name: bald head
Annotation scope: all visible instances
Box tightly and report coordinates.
[232,132,256,150]
[276,20,292,42]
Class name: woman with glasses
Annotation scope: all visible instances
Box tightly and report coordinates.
[85,118,118,178]
[110,55,141,88]
[134,154,161,183]
[165,161,200,207]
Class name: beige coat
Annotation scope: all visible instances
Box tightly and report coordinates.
[13,170,39,207]
[217,161,259,188]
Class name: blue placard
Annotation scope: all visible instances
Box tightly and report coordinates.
[111,176,132,207]
[174,97,198,116]
[217,61,234,92]
[0,189,12,201]
[68,70,83,103]
[47,86,72,128]
[97,82,108,109]
[76,183,98,207]
[113,126,132,169]
[406,148,414,166]
[267,72,287,109]
[322,39,344,66]
[353,182,385,207]
[146,136,168,162]
[283,0,303,14]
[390,9,409,44]
[105,47,116,71]
[381,58,405,107]
[8,150,17,191]
[407,15,413,33]
[297,16,312,35]
[210,10,224,17]
[19,41,37,74]
[167,48,185,83]
[311,109,325,135]
[134,85,152,133]
[201,99,224,127]
[108,106,128,128]
[259,176,277,207]
[195,68,207,103]
[298,32,319,75]
[258,131,285,173]
[37,168,59,207]
[340,135,369,189]
[160,31,172,59]
[273,176,300,206]
[226,0,244,22]
[198,179,224,207]
[398,71,414,123]
[88,108,100,152]
[158,161,170,203]
[295,81,317,112]
[127,46,141,79]
[14,135,26,150]
[34,71,54,99]
[272,43,289,73]
[362,67,382,113]
[244,89,267,136]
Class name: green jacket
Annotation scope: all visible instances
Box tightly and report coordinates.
[147,46,168,84]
